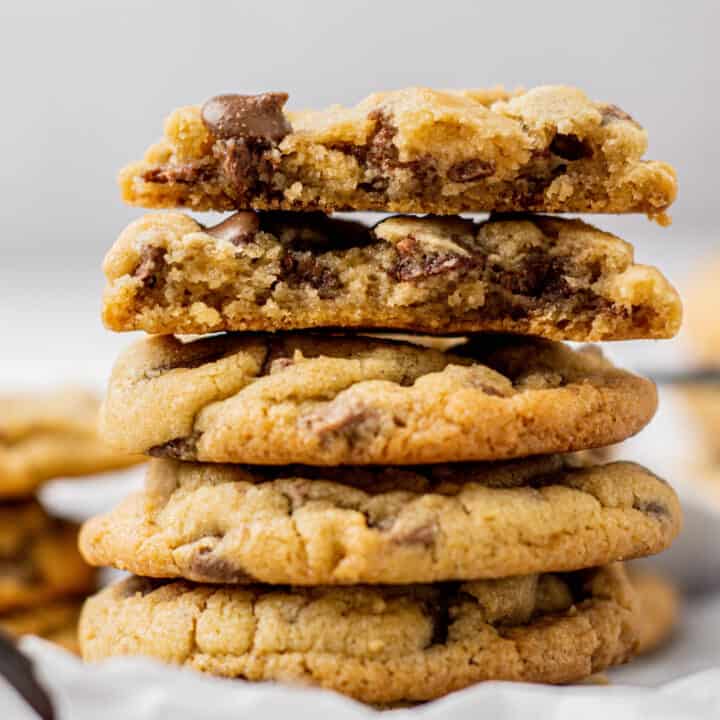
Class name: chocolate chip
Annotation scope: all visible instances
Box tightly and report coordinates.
[189,550,256,584]
[280,250,341,298]
[205,211,260,245]
[447,158,495,182]
[633,499,669,518]
[201,93,292,143]
[390,235,479,282]
[304,400,380,442]
[492,248,570,299]
[143,162,215,185]
[601,104,640,127]
[145,347,236,378]
[120,576,160,598]
[549,133,592,161]
[148,433,201,461]
[134,246,165,289]
[391,522,437,547]
[261,212,372,252]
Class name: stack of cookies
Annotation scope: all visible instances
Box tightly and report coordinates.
[79,86,683,704]
[0,389,139,652]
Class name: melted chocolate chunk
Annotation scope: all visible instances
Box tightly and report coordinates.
[390,236,479,282]
[190,549,257,583]
[391,522,438,547]
[549,133,592,161]
[201,93,291,142]
[199,93,292,205]
[148,433,201,461]
[143,162,215,185]
[601,104,641,127]
[633,499,669,518]
[343,111,439,191]
[261,212,372,251]
[281,251,341,298]
[305,401,380,442]
[144,347,236,378]
[134,246,166,289]
[205,212,260,245]
[447,158,496,182]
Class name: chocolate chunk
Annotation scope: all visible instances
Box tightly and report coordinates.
[190,549,256,583]
[447,158,495,182]
[145,347,235,378]
[304,400,380,442]
[120,576,160,598]
[261,212,372,252]
[205,211,260,245]
[134,246,165,289]
[391,522,437,547]
[365,111,399,169]
[601,104,640,127]
[633,499,669,518]
[201,93,292,142]
[148,433,201,461]
[281,250,341,298]
[362,112,438,188]
[143,162,214,185]
[391,235,478,282]
[549,133,592,161]
[492,248,570,299]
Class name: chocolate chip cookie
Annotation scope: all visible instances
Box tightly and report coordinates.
[0,387,143,498]
[119,86,676,221]
[0,501,96,613]
[631,570,679,655]
[79,457,680,585]
[100,333,657,465]
[102,212,681,340]
[80,564,638,703]
[0,598,83,654]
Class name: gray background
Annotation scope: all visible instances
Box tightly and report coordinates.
[0,0,716,386]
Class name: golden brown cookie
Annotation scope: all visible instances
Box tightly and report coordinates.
[80,565,638,704]
[100,333,657,465]
[0,501,96,613]
[631,570,680,655]
[678,385,720,462]
[120,87,676,221]
[79,457,681,585]
[0,387,143,498]
[0,598,83,654]
[102,212,681,340]
[683,255,720,367]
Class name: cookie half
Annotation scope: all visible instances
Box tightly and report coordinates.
[0,501,96,612]
[80,565,638,703]
[102,212,681,340]
[101,333,657,465]
[79,457,681,585]
[120,86,676,220]
[0,387,142,498]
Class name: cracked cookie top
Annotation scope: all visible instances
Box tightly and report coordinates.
[102,211,682,340]
[79,456,681,585]
[100,332,657,465]
[119,86,677,220]
[79,564,638,703]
